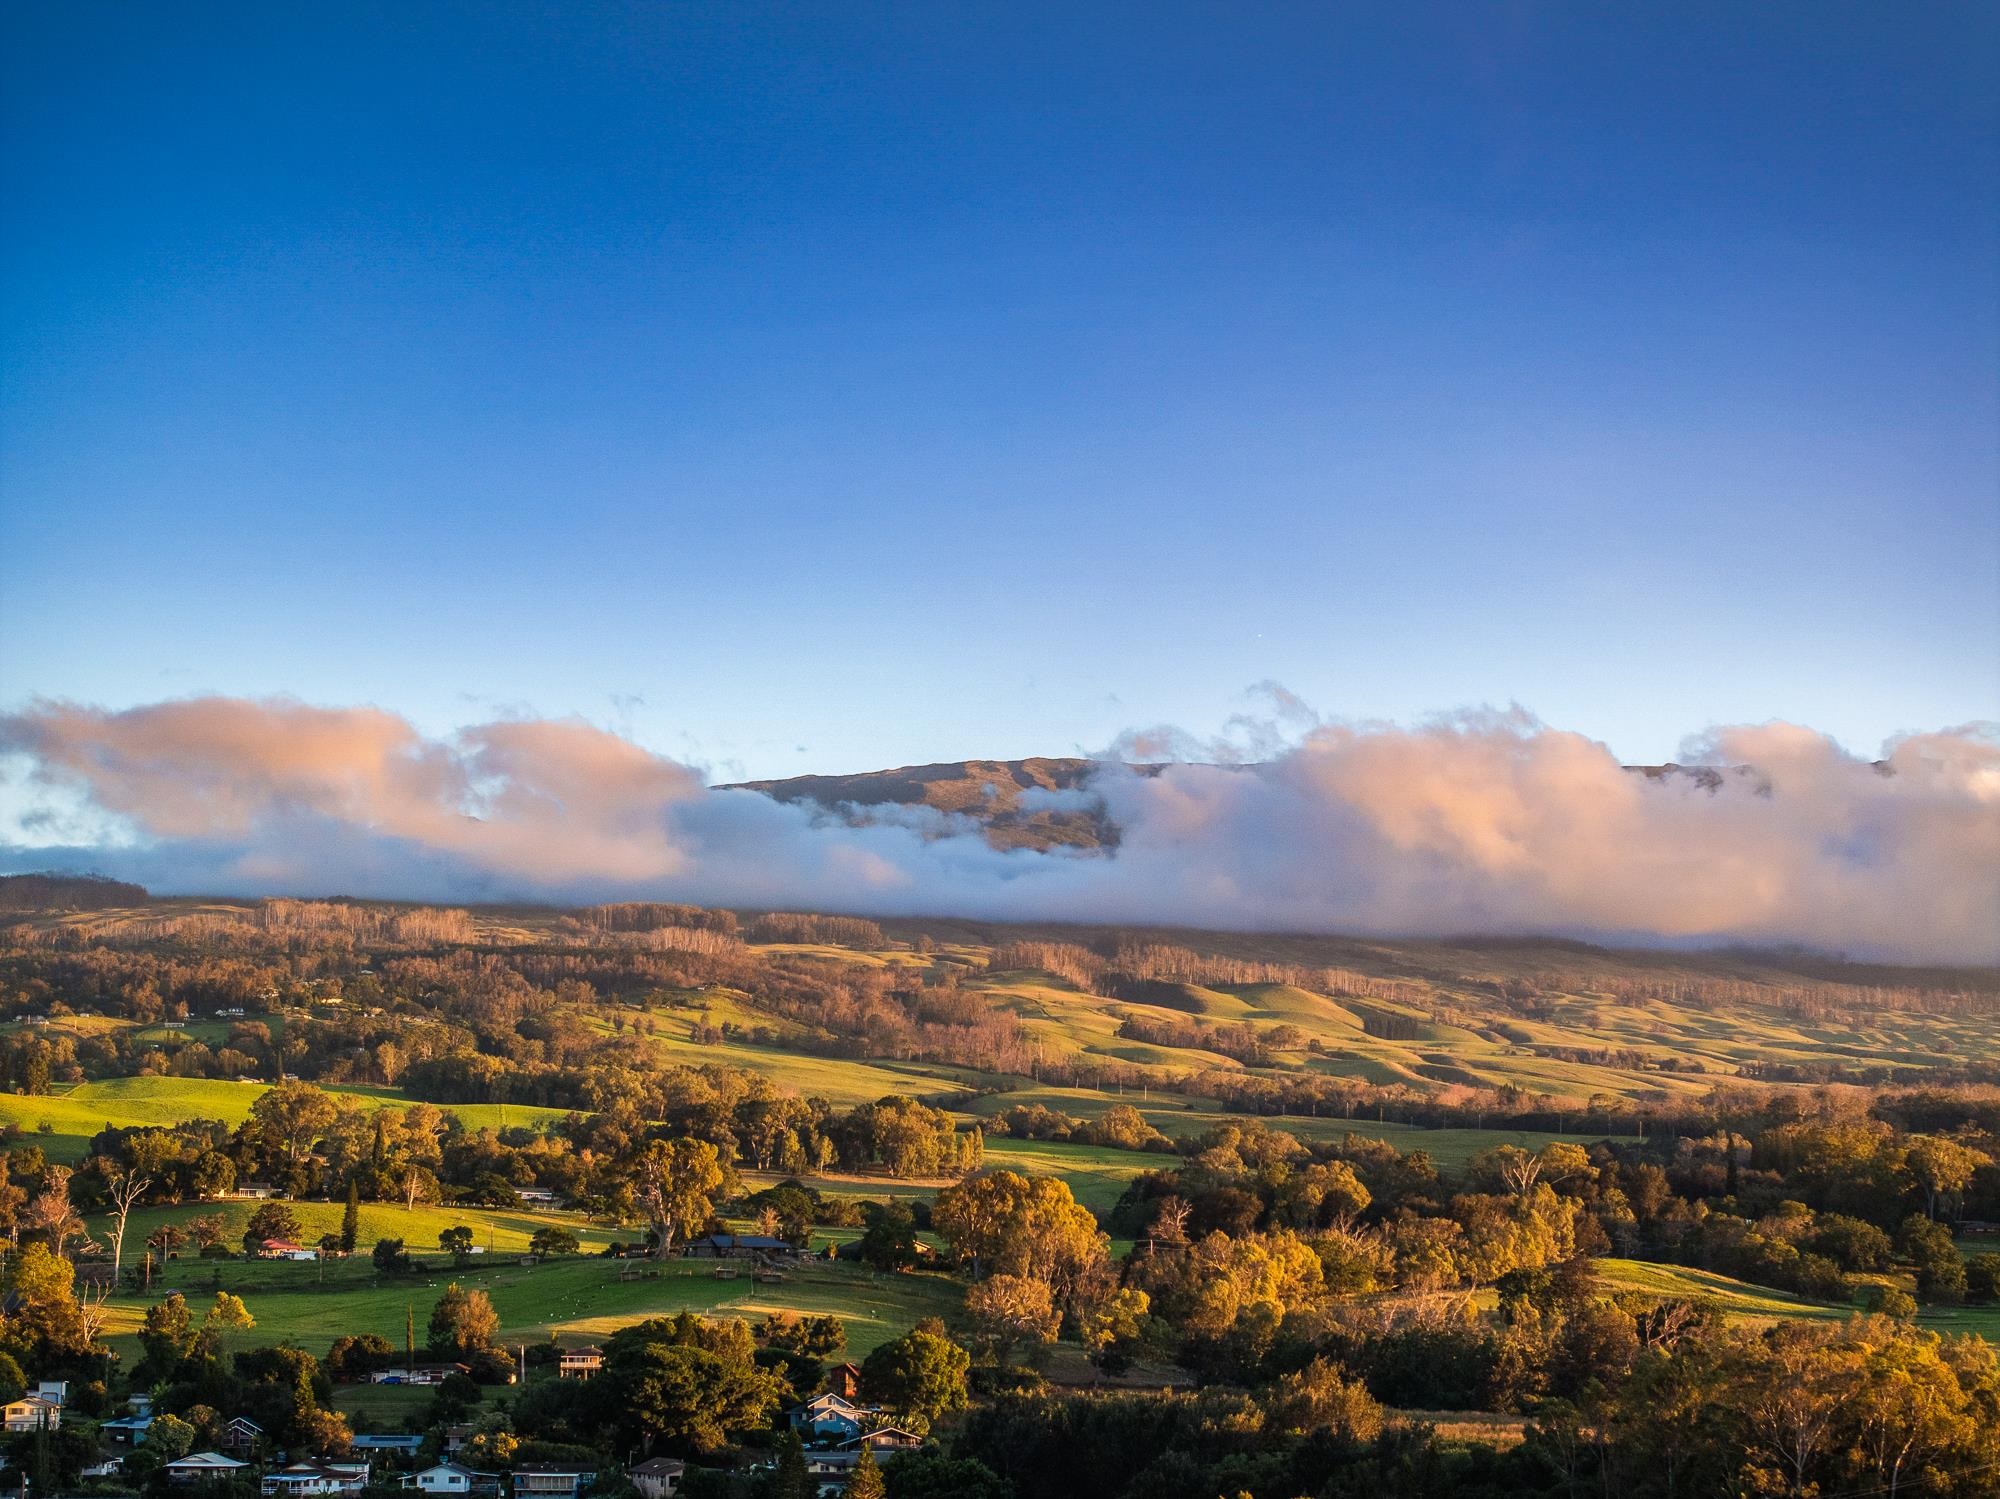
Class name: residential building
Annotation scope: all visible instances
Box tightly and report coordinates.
[370,1363,469,1386]
[166,1454,251,1487]
[407,1463,501,1497]
[826,1363,864,1400]
[683,1233,793,1258]
[261,1461,369,1497]
[220,1416,266,1455]
[510,1463,596,1499]
[625,1458,685,1499]
[30,1382,67,1407]
[784,1393,877,1445]
[100,1413,154,1447]
[2,1396,60,1433]
[802,1450,859,1498]
[557,1346,602,1380]
[350,1435,426,1458]
[844,1425,924,1454]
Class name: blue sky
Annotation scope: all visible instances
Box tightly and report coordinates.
[4,2,1995,781]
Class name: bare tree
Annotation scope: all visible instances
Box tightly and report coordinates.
[106,1171,154,1286]
[23,1166,93,1260]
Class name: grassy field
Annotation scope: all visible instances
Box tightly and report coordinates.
[0,1077,576,1162]
[964,1086,1635,1170]
[99,1252,963,1367]
[1595,1259,2000,1342]
[97,1197,613,1257]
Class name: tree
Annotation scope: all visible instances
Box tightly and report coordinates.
[528,1226,580,1259]
[145,1413,196,1462]
[340,1180,360,1254]
[196,1291,255,1355]
[22,1166,91,1260]
[861,1327,969,1426]
[3,1243,92,1359]
[373,1238,418,1275]
[633,1138,724,1257]
[1900,1215,1967,1304]
[250,1081,338,1172]
[138,1292,195,1380]
[1966,1252,2000,1305]
[439,1227,475,1264]
[327,1333,396,1381]
[146,1220,187,1263]
[856,1200,919,1271]
[1262,1356,1384,1441]
[428,1283,499,1359]
[243,1201,303,1253]
[1903,1136,1988,1221]
[878,1453,1010,1499]
[771,1429,810,1499]
[932,1170,1108,1304]
[842,1447,885,1499]
[597,1339,783,1455]
[402,1164,440,1212]
[966,1274,1059,1362]
[104,1169,153,1285]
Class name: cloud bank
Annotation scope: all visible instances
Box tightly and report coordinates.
[2,696,1996,965]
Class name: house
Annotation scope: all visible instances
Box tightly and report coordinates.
[443,1425,477,1456]
[557,1346,602,1380]
[512,1189,558,1205]
[684,1233,793,1259]
[844,1425,924,1454]
[2,1396,61,1433]
[255,1238,319,1261]
[220,1416,266,1455]
[261,1461,369,1497]
[826,1363,864,1400]
[30,1381,67,1407]
[802,1450,860,1498]
[406,1463,501,1497]
[350,1435,426,1457]
[370,1363,469,1386]
[167,1453,251,1487]
[510,1463,596,1499]
[81,1458,124,1479]
[230,1183,276,1200]
[625,1458,685,1499]
[784,1393,877,1445]
[100,1413,155,1447]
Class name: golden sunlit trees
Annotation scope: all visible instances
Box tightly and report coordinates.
[932,1169,1108,1311]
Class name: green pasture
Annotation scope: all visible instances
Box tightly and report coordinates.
[1595,1258,2000,1342]
[100,1253,962,1365]
[962,1086,1634,1171]
[95,1196,609,1258]
[0,1077,575,1162]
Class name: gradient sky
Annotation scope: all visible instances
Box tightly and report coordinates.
[3,2,1996,782]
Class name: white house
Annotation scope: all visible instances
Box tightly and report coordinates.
[785,1393,877,1445]
[261,1461,369,1498]
[407,1463,500,1497]
[625,1458,684,1499]
[167,1453,251,1487]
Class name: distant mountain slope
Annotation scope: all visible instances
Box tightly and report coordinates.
[728,757,1754,852]
[726,757,1116,850]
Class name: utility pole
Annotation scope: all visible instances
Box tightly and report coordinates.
[406,1303,415,1375]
